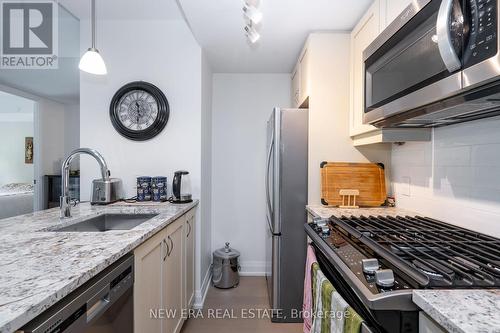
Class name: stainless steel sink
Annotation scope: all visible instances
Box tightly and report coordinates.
[54,213,159,232]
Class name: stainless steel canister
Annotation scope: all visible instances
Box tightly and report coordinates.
[212,242,240,289]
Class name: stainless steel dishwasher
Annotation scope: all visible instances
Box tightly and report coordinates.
[19,254,134,333]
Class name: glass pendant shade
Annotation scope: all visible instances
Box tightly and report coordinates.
[79,47,107,75]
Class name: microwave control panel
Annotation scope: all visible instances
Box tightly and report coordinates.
[464,0,498,68]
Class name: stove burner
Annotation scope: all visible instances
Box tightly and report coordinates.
[413,259,455,281]
[332,214,500,288]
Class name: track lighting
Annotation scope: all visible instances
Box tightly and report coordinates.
[243,3,263,24]
[242,1,262,43]
[244,24,260,44]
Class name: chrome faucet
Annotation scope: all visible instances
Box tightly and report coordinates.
[60,148,110,218]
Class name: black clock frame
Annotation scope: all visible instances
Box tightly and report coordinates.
[109,81,170,141]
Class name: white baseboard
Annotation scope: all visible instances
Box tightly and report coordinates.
[193,265,212,309]
[239,260,267,277]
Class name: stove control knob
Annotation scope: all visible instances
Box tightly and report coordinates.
[375,269,395,288]
[313,217,328,227]
[361,258,380,274]
[320,226,330,236]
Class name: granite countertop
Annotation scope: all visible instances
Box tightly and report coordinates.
[306,204,500,333]
[306,204,417,218]
[0,201,198,333]
[413,290,500,333]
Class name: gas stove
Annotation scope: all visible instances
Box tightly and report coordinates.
[304,214,500,333]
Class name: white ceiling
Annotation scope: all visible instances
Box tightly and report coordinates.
[0,0,373,103]
[178,0,372,73]
[59,0,183,20]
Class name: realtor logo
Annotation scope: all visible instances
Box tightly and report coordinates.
[1,0,58,69]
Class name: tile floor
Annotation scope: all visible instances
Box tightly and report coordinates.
[181,277,303,333]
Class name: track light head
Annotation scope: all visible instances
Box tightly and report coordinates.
[244,24,260,44]
[243,3,263,24]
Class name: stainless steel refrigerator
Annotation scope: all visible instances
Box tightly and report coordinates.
[265,107,308,323]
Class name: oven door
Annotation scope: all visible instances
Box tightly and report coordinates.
[364,0,464,125]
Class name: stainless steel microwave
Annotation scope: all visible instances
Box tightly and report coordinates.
[364,0,500,128]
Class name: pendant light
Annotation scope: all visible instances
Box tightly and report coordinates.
[79,0,107,75]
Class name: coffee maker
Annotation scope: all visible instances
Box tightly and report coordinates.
[171,170,192,203]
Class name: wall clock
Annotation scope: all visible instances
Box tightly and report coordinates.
[110,81,169,141]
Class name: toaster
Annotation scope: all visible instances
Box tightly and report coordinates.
[91,178,124,205]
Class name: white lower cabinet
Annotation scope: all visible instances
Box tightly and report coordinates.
[134,208,196,333]
[163,218,185,333]
[133,230,164,333]
[184,209,195,308]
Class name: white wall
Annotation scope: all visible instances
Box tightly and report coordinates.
[0,92,35,186]
[199,51,213,301]
[392,116,500,238]
[0,121,34,186]
[79,19,201,200]
[64,103,80,169]
[36,100,67,176]
[306,33,392,205]
[212,73,291,275]
[79,18,210,302]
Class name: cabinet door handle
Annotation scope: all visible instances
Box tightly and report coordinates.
[167,236,173,256]
[163,239,169,261]
[187,220,192,238]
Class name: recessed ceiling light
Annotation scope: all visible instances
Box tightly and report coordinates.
[244,24,260,43]
[243,3,263,24]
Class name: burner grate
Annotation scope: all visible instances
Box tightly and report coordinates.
[333,215,500,288]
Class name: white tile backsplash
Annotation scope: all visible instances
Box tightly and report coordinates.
[434,146,471,166]
[391,116,500,238]
[471,144,500,166]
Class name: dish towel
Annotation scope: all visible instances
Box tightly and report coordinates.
[344,306,364,333]
[311,263,320,311]
[330,291,349,333]
[303,245,318,333]
[320,279,335,333]
[311,265,327,333]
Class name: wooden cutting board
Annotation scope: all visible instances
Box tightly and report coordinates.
[320,162,386,207]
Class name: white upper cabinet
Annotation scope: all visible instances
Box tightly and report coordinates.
[381,0,414,29]
[299,48,310,106]
[348,0,431,145]
[291,62,300,107]
[291,46,310,108]
[349,0,382,137]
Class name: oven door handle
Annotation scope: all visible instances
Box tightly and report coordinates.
[436,0,461,72]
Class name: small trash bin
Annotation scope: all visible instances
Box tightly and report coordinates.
[212,242,240,289]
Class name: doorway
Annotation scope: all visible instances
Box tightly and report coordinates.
[0,91,37,219]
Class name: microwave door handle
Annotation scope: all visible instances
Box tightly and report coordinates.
[437,0,461,72]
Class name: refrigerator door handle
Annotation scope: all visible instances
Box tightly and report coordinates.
[265,131,274,221]
[267,211,281,236]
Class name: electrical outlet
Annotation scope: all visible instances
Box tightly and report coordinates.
[400,176,411,196]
